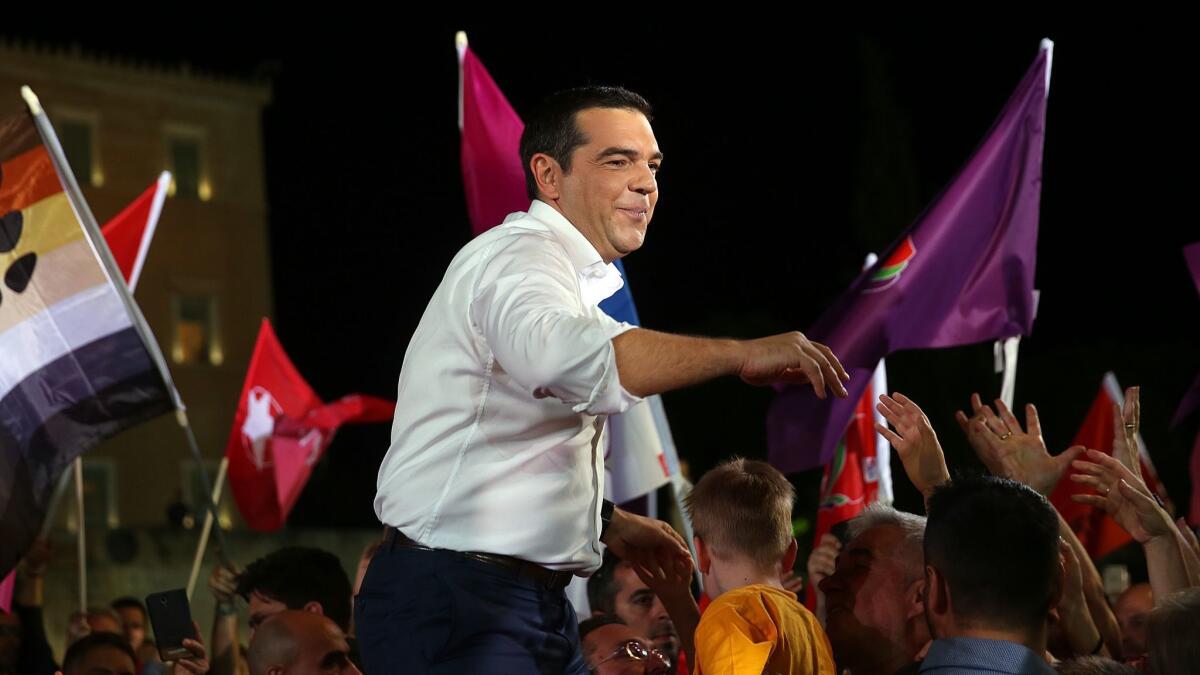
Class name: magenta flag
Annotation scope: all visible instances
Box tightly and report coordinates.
[458,37,528,236]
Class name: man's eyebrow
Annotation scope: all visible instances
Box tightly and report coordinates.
[595,147,664,162]
[320,650,351,667]
[847,547,874,560]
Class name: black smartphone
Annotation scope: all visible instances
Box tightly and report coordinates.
[144,589,197,661]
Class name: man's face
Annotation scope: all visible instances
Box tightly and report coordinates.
[611,563,679,666]
[114,607,146,652]
[1114,583,1153,658]
[583,623,669,675]
[553,107,661,263]
[65,645,136,675]
[820,525,922,671]
[288,619,361,675]
[247,591,290,640]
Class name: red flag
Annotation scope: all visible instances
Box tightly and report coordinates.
[225,319,395,531]
[1051,373,1170,559]
[457,32,528,236]
[100,172,169,292]
[805,372,883,609]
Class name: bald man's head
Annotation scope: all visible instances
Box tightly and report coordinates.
[247,610,360,675]
[1115,582,1154,658]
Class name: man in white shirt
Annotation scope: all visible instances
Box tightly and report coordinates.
[356,86,849,674]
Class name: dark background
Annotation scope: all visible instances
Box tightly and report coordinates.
[14,24,1198,541]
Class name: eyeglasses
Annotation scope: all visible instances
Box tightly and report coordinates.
[594,639,671,673]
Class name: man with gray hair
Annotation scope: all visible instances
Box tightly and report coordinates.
[819,504,930,675]
[247,610,360,675]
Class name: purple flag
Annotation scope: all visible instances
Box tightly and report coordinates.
[1185,242,1200,295]
[768,40,1053,473]
[1171,241,1200,428]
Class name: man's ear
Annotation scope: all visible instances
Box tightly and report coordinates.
[694,536,711,575]
[530,153,563,201]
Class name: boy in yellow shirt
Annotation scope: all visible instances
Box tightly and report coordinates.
[637,458,836,675]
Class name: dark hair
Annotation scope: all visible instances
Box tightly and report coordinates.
[110,597,147,621]
[925,475,1060,631]
[236,547,352,631]
[579,614,627,642]
[587,549,625,615]
[518,85,653,199]
[62,632,136,674]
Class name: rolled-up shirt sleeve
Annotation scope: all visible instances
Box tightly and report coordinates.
[470,237,642,416]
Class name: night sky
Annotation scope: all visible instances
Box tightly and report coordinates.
[14,24,1199,535]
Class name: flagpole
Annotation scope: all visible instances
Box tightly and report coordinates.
[995,336,1021,410]
[456,31,468,131]
[127,171,171,292]
[73,458,86,614]
[858,254,895,507]
[186,457,229,602]
[992,38,1049,411]
[647,396,700,588]
[177,410,232,567]
[39,467,75,539]
[22,86,231,567]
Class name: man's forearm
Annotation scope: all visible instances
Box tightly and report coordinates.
[1058,513,1120,655]
[1144,534,1192,604]
[613,329,742,398]
[209,612,241,675]
[1172,525,1200,587]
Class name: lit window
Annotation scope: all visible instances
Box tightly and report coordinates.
[171,294,222,365]
[55,113,103,187]
[164,126,211,201]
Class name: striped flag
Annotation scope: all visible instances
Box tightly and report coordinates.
[0,106,173,576]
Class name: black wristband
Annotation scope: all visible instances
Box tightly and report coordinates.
[600,499,615,539]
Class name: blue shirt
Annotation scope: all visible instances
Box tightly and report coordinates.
[919,637,1056,675]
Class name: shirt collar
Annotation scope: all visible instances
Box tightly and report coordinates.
[921,637,1055,675]
[527,200,626,307]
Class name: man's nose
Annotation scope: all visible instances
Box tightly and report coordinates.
[629,164,657,195]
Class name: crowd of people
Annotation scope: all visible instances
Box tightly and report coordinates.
[3,84,1197,675]
[3,385,1196,674]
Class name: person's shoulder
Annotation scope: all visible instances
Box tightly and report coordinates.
[700,585,784,631]
[708,584,800,613]
[695,587,779,673]
[471,212,571,261]
[451,214,574,285]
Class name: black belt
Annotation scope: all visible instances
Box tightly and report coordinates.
[385,528,574,591]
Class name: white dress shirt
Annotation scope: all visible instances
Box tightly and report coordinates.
[374,200,641,574]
